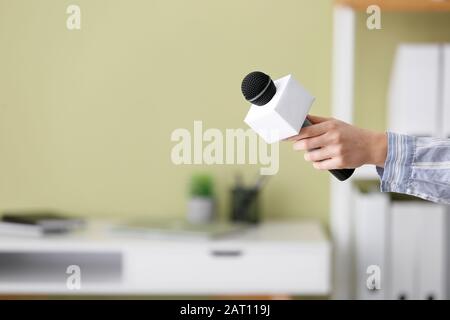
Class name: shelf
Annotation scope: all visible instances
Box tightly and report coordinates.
[335,0,450,12]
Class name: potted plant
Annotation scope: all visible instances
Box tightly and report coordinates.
[187,173,215,224]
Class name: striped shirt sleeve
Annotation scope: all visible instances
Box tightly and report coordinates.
[376,132,450,204]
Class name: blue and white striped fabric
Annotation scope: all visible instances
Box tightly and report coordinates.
[377,132,450,204]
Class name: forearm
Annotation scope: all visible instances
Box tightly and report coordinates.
[377,132,450,204]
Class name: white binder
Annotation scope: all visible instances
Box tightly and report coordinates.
[389,202,420,300]
[354,191,389,299]
[389,202,446,300]
[388,44,441,136]
[417,204,446,300]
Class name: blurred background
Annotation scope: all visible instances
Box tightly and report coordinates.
[0,0,334,223]
[0,0,449,299]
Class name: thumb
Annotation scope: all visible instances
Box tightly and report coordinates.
[307,114,331,124]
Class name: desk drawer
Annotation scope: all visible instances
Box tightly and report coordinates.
[124,244,330,295]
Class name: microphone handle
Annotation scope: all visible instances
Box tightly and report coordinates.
[302,119,355,181]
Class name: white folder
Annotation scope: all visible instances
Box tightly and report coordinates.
[388,44,440,136]
[389,202,446,300]
[354,191,389,299]
[417,204,446,300]
[389,202,420,300]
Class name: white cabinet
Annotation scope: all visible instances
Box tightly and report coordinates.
[0,221,331,296]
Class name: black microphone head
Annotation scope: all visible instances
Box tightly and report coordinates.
[241,71,276,106]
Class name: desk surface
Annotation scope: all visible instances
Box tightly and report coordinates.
[0,220,329,250]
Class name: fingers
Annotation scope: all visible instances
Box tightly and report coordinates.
[303,146,336,162]
[286,115,350,170]
[285,135,300,141]
[287,121,331,141]
[293,134,330,151]
[307,114,330,124]
[284,115,332,141]
[312,158,342,170]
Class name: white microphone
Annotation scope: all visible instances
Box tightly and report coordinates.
[241,71,355,181]
[242,72,314,144]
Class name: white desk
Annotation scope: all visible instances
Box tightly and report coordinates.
[0,220,330,296]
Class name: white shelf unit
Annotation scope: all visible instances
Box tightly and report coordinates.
[331,1,450,299]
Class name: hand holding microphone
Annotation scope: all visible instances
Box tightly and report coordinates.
[240,71,356,181]
[287,115,388,170]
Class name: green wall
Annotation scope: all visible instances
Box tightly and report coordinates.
[0,0,333,224]
[1,1,449,227]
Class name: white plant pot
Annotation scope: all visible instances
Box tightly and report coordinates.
[187,197,215,224]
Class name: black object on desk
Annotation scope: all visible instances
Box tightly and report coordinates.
[230,175,268,224]
[1,211,85,234]
[231,187,260,224]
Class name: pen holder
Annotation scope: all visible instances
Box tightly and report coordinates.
[231,187,260,224]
